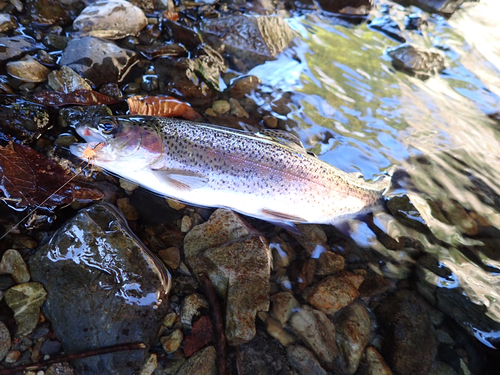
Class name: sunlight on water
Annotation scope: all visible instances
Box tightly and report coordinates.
[250,0,500,346]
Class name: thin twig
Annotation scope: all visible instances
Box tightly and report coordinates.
[199,273,228,375]
[0,342,146,375]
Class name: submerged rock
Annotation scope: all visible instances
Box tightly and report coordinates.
[29,203,171,375]
[184,209,271,345]
[0,249,30,284]
[316,0,373,15]
[387,44,445,79]
[60,36,138,87]
[286,345,327,375]
[6,56,51,83]
[0,36,44,63]
[176,345,217,375]
[48,66,92,93]
[368,16,406,43]
[201,15,296,70]
[0,321,11,361]
[73,0,147,40]
[394,0,465,17]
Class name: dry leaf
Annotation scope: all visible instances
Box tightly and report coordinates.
[127,95,202,121]
[31,89,121,107]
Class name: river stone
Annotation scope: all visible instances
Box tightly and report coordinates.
[0,249,30,284]
[316,0,372,15]
[286,345,327,375]
[0,36,44,63]
[48,66,92,93]
[60,36,138,87]
[180,293,208,326]
[26,0,85,26]
[365,347,393,375]
[289,305,337,368]
[29,203,171,375]
[73,0,147,40]
[0,321,10,361]
[201,15,296,70]
[307,271,364,316]
[184,208,271,345]
[176,345,216,375]
[394,0,464,17]
[335,303,372,374]
[270,291,299,326]
[291,224,328,256]
[4,282,47,336]
[387,44,445,79]
[6,57,51,83]
[376,290,437,375]
[0,14,18,33]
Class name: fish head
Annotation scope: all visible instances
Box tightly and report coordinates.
[70,115,164,166]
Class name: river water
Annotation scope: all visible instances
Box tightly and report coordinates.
[250,0,500,348]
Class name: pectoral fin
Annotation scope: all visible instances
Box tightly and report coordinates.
[260,209,306,223]
[152,169,208,191]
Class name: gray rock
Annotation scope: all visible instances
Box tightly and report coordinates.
[180,293,208,326]
[289,305,337,368]
[73,0,147,39]
[60,36,138,87]
[364,346,393,375]
[29,203,171,375]
[286,345,327,375]
[4,282,47,336]
[176,345,216,375]
[184,209,271,345]
[335,303,372,374]
[48,66,92,93]
[46,362,75,375]
[316,0,372,15]
[0,321,11,362]
[0,36,44,63]
[202,15,296,70]
[387,44,445,79]
[429,361,458,375]
[0,249,30,284]
[393,0,464,17]
[376,290,437,375]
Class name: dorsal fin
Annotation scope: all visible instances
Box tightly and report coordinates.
[255,129,306,153]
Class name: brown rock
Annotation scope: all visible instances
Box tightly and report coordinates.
[365,347,393,375]
[230,75,261,99]
[177,345,217,375]
[184,315,213,357]
[0,249,30,284]
[270,291,299,326]
[287,345,327,375]
[291,259,316,290]
[291,224,328,256]
[307,271,364,316]
[359,273,392,297]
[160,328,183,353]
[259,312,296,346]
[158,247,181,269]
[316,251,344,276]
[116,197,139,220]
[289,305,337,368]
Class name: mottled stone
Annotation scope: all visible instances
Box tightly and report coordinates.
[180,215,193,232]
[270,291,299,326]
[291,224,328,256]
[0,36,44,63]
[0,322,10,362]
[0,13,18,33]
[316,251,344,276]
[307,271,364,316]
[48,66,92,93]
[176,345,217,375]
[60,37,138,87]
[387,44,445,79]
[230,75,261,99]
[116,197,140,220]
[365,347,393,375]
[184,315,213,357]
[139,353,157,375]
[184,209,271,345]
[429,361,458,375]
[289,305,337,368]
[269,237,295,269]
[160,328,183,354]
[6,57,51,83]
[0,249,30,284]
[73,0,147,39]
[158,247,180,269]
[259,313,295,346]
[212,100,231,115]
[229,98,249,118]
[336,303,372,374]
[46,362,75,375]
[4,349,20,363]
[286,345,327,375]
[180,293,208,326]
[358,273,392,297]
[29,203,171,375]
[376,290,437,375]
[4,282,46,336]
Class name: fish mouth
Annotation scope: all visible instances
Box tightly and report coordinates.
[69,141,101,159]
[75,124,107,144]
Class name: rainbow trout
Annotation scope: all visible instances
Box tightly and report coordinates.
[70,115,390,226]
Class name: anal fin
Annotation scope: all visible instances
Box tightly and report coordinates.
[152,169,208,191]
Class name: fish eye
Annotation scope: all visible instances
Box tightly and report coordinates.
[97,119,118,135]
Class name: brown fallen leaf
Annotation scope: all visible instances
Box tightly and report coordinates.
[0,142,103,209]
[127,95,202,121]
[31,89,121,107]
[183,315,214,357]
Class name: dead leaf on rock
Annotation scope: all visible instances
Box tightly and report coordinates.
[0,142,103,209]
[127,95,202,121]
[31,89,121,107]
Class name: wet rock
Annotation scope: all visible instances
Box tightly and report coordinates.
[387,44,445,79]
[139,353,157,375]
[27,0,84,26]
[60,36,138,87]
[259,312,296,346]
[176,345,216,375]
[286,345,327,375]
[46,362,75,375]
[291,224,328,256]
[316,250,345,276]
[230,75,261,99]
[365,346,393,375]
[229,98,249,118]
[270,291,299,326]
[160,328,183,353]
[231,334,293,375]
[180,215,193,232]
[48,66,92,93]
[263,115,278,128]
[29,203,171,375]
[307,271,364,316]
[212,100,230,115]
[368,16,406,43]
[429,361,458,375]
[73,0,147,40]
[184,315,213,357]
[290,258,316,290]
[99,82,123,100]
[376,290,437,375]
[394,0,465,17]
[180,293,208,326]
[162,19,202,50]
[4,282,47,336]
[316,0,372,15]
[0,249,30,284]
[0,14,18,33]
[269,237,295,269]
[0,321,10,361]
[158,247,180,269]
[116,197,139,220]
[358,273,392,297]
[335,302,371,374]
[202,15,296,70]
[0,36,44,63]
[289,305,337,368]
[404,13,425,30]
[4,349,20,363]
[184,209,271,345]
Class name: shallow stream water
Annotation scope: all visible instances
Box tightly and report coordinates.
[251,0,500,348]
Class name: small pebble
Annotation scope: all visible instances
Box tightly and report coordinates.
[158,247,181,269]
[116,198,140,220]
[122,82,141,93]
[99,83,124,100]
[141,75,159,91]
[160,329,183,353]
[4,350,20,363]
[181,216,193,233]
[229,98,249,118]
[166,198,186,210]
[119,179,139,194]
[205,108,217,117]
[212,100,230,115]
[263,115,278,128]
[163,312,178,328]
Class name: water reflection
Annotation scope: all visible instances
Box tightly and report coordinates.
[250,0,500,347]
